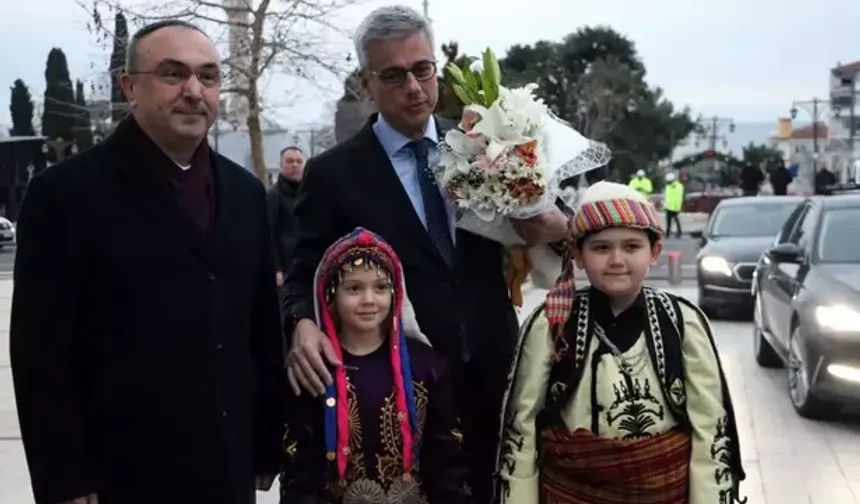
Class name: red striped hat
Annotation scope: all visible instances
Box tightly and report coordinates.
[545,182,663,340]
[573,181,663,239]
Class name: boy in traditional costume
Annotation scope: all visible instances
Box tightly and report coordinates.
[279,228,470,504]
[495,182,745,504]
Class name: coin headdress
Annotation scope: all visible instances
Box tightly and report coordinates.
[312,227,420,483]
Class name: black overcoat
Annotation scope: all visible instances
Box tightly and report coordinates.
[10,120,286,504]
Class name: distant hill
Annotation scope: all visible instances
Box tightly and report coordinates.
[671,121,779,161]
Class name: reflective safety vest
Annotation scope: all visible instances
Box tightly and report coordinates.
[629,176,653,196]
[664,181,684,212]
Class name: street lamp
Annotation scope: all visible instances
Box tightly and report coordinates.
[790,98,828,154]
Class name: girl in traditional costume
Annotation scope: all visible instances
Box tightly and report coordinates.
[495,182,746,504]
[279,227,470,504]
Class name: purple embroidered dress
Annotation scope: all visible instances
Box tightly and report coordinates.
[278,228,470,504]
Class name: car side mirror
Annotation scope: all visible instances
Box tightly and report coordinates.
[689,230,703,239]
[767,242,802,263]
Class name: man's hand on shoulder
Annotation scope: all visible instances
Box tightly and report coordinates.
[286,319,341,396]
[512,208,571,246]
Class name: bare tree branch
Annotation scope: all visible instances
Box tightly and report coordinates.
[78,0,362,184]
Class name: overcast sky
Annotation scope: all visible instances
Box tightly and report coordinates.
[2,0,859,131]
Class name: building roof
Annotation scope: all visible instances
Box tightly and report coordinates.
[790,123,828,140]
[833,60,860,75]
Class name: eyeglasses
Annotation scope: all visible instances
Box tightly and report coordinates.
[130,60,222,88]
[371,60,437,87]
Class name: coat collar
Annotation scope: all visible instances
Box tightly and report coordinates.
[348,113,456,268]
[372,113,440,157]
[102,117,232,267]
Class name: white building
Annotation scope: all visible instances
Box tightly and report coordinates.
[828,60,860,180]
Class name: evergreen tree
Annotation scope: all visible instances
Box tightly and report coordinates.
[9,79,36,136]
[110,12,129,122]
[74,80,94,150]
[41,48,76,142]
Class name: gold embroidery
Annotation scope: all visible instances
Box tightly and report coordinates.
[347,381,367,481]
[282,425,297,460]
[377,380,429,491]
[324,380,430,500]
[340,476,428,504]
[451,425,463,448]
[342,479,386,503]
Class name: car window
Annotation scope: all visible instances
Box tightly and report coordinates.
[708,202,801,237]
[775,202,808,244]
[817,207,860,262]
[785,206,811,244]
[796,206,818,250]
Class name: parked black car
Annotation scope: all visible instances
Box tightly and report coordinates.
[753,193,860,418]
[693,196,804,317]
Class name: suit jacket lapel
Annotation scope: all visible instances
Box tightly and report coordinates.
[354,115,453,267]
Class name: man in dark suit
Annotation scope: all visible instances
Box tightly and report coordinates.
[282,6,569,502]
[267,145,304,291]
[10,20,285,504]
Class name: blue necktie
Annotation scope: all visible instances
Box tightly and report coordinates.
[408,140,455,265]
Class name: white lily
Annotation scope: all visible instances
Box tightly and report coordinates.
[467,102,538,162]
[444,129,485,158]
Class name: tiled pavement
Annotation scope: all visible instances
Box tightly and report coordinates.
[3,281,860,503]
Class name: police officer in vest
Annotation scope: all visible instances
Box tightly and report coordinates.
[663,171,685,238]
[628,169,653,198]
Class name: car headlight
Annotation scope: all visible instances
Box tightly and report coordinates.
[699,256,733,276]
[814,305,860,332]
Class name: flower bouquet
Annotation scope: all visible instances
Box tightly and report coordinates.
[437,49,611,295]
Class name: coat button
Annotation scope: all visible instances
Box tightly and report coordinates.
[208,273,216,281]
[221,410,227,418]
[215,342,223,351]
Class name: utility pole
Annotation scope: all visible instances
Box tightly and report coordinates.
[791,98,829,155]
[422,0,429,20]
[791,97,830,191]
[694,115,735,175]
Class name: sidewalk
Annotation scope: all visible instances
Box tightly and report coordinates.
[0,280,30,504]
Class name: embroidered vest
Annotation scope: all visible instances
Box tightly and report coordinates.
[534,287,689,432]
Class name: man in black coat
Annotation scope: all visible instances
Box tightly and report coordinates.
[769,159,793,195]
[10,20,285,504]
[281,6,569,503]
[267,145,304,289]
[740,162,765,196]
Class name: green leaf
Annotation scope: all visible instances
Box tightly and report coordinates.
[461,68,481,105]
[452,83,473,106]
[445,63,467,86]
[481,48,501,105]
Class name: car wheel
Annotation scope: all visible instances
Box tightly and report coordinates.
[787,325,830,419]
[753,294,781,368]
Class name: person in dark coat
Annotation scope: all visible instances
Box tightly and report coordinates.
[10,20,286,504]
[267,146,304,289]
[280,6,570,503]
[739,162,764,196]
[814,164,838,195]
[769,159,793,195]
